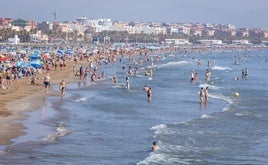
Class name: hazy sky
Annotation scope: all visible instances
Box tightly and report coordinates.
[1,0,267,28]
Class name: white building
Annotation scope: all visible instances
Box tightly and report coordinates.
[198,40,223,45]
[232,40,249,45]
[165,39,190,45]
[8,35,20,44]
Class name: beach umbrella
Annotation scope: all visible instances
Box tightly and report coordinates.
[41,53,48,59]
[29,54,41,60]
[30,61,42,68]
[15,61,29,67]
[57,50,64,55]
[33,50,41,55]
[18,49,27,54]
[66,49,73,55]
[0,55,8,61]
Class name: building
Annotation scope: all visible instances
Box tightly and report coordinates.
[8,35,20,45]
[198,40,223,45]
[232,40,249,45]
[165,39,190,45]
[0,17,12,26]
[37,21,51,32]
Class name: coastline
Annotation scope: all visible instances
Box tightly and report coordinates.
[0,59,81,146]
[0,44,266,146]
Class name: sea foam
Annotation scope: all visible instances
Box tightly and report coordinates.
[40,124,70,143]
[211,65,232,71]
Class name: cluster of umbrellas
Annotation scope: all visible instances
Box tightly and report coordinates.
[0,51,44,69]
[0,47,76,70]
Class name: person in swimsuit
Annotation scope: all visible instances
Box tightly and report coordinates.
[43,73,51,94]
[147,87,152,102]
[59,79,66,100]
[151,141,159,151]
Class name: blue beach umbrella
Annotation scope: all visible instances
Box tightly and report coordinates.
[29,54,41,60]
[33,50,41,55]
[57,50,64,56]
[66,49,73,55]
[30,61,42,68]
[15,61,29,67]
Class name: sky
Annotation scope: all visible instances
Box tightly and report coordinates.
[1,0,268,28]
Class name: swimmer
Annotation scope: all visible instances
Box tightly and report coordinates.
[151,141,159,151]
[126,76,130,89]
[143,85,149,91]
[112,75,118,84]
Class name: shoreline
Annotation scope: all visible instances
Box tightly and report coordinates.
[0,59,82,146]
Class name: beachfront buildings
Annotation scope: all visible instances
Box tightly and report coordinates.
[1,16,268,44]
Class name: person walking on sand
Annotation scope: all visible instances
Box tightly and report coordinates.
[43,73,51,94]
[59,80,66,100]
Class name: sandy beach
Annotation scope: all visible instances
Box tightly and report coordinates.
[0,58,82,145]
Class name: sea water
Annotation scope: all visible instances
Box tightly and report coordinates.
[0,48,268,165]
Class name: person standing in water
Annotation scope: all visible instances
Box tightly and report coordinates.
[43,73,51,94]
[112,75,118,84]
[147,87,152,102]
[126,76,130,89]
[59,80,66,100]
[204,86,209,103]
[205,69,211,82]
[199,87,205,103]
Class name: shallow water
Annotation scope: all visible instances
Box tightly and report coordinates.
[1,49,268,165]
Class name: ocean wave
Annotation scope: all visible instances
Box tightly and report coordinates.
[200,114,216,119]
[222,106,231,112]
[150,124,167,134]
[40,124,70,143]
[198,83,223,90]
[200,114,217,120]
[154,60,191,69]
[235,111,250,117]
[136,153,168,165]
[75,97,88,102]
[150,124,175,137]
[211,65,232,71]
[111,84,126,89]
[235,111,262,118]
[209,93,233,104]
[137,152,193,165]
